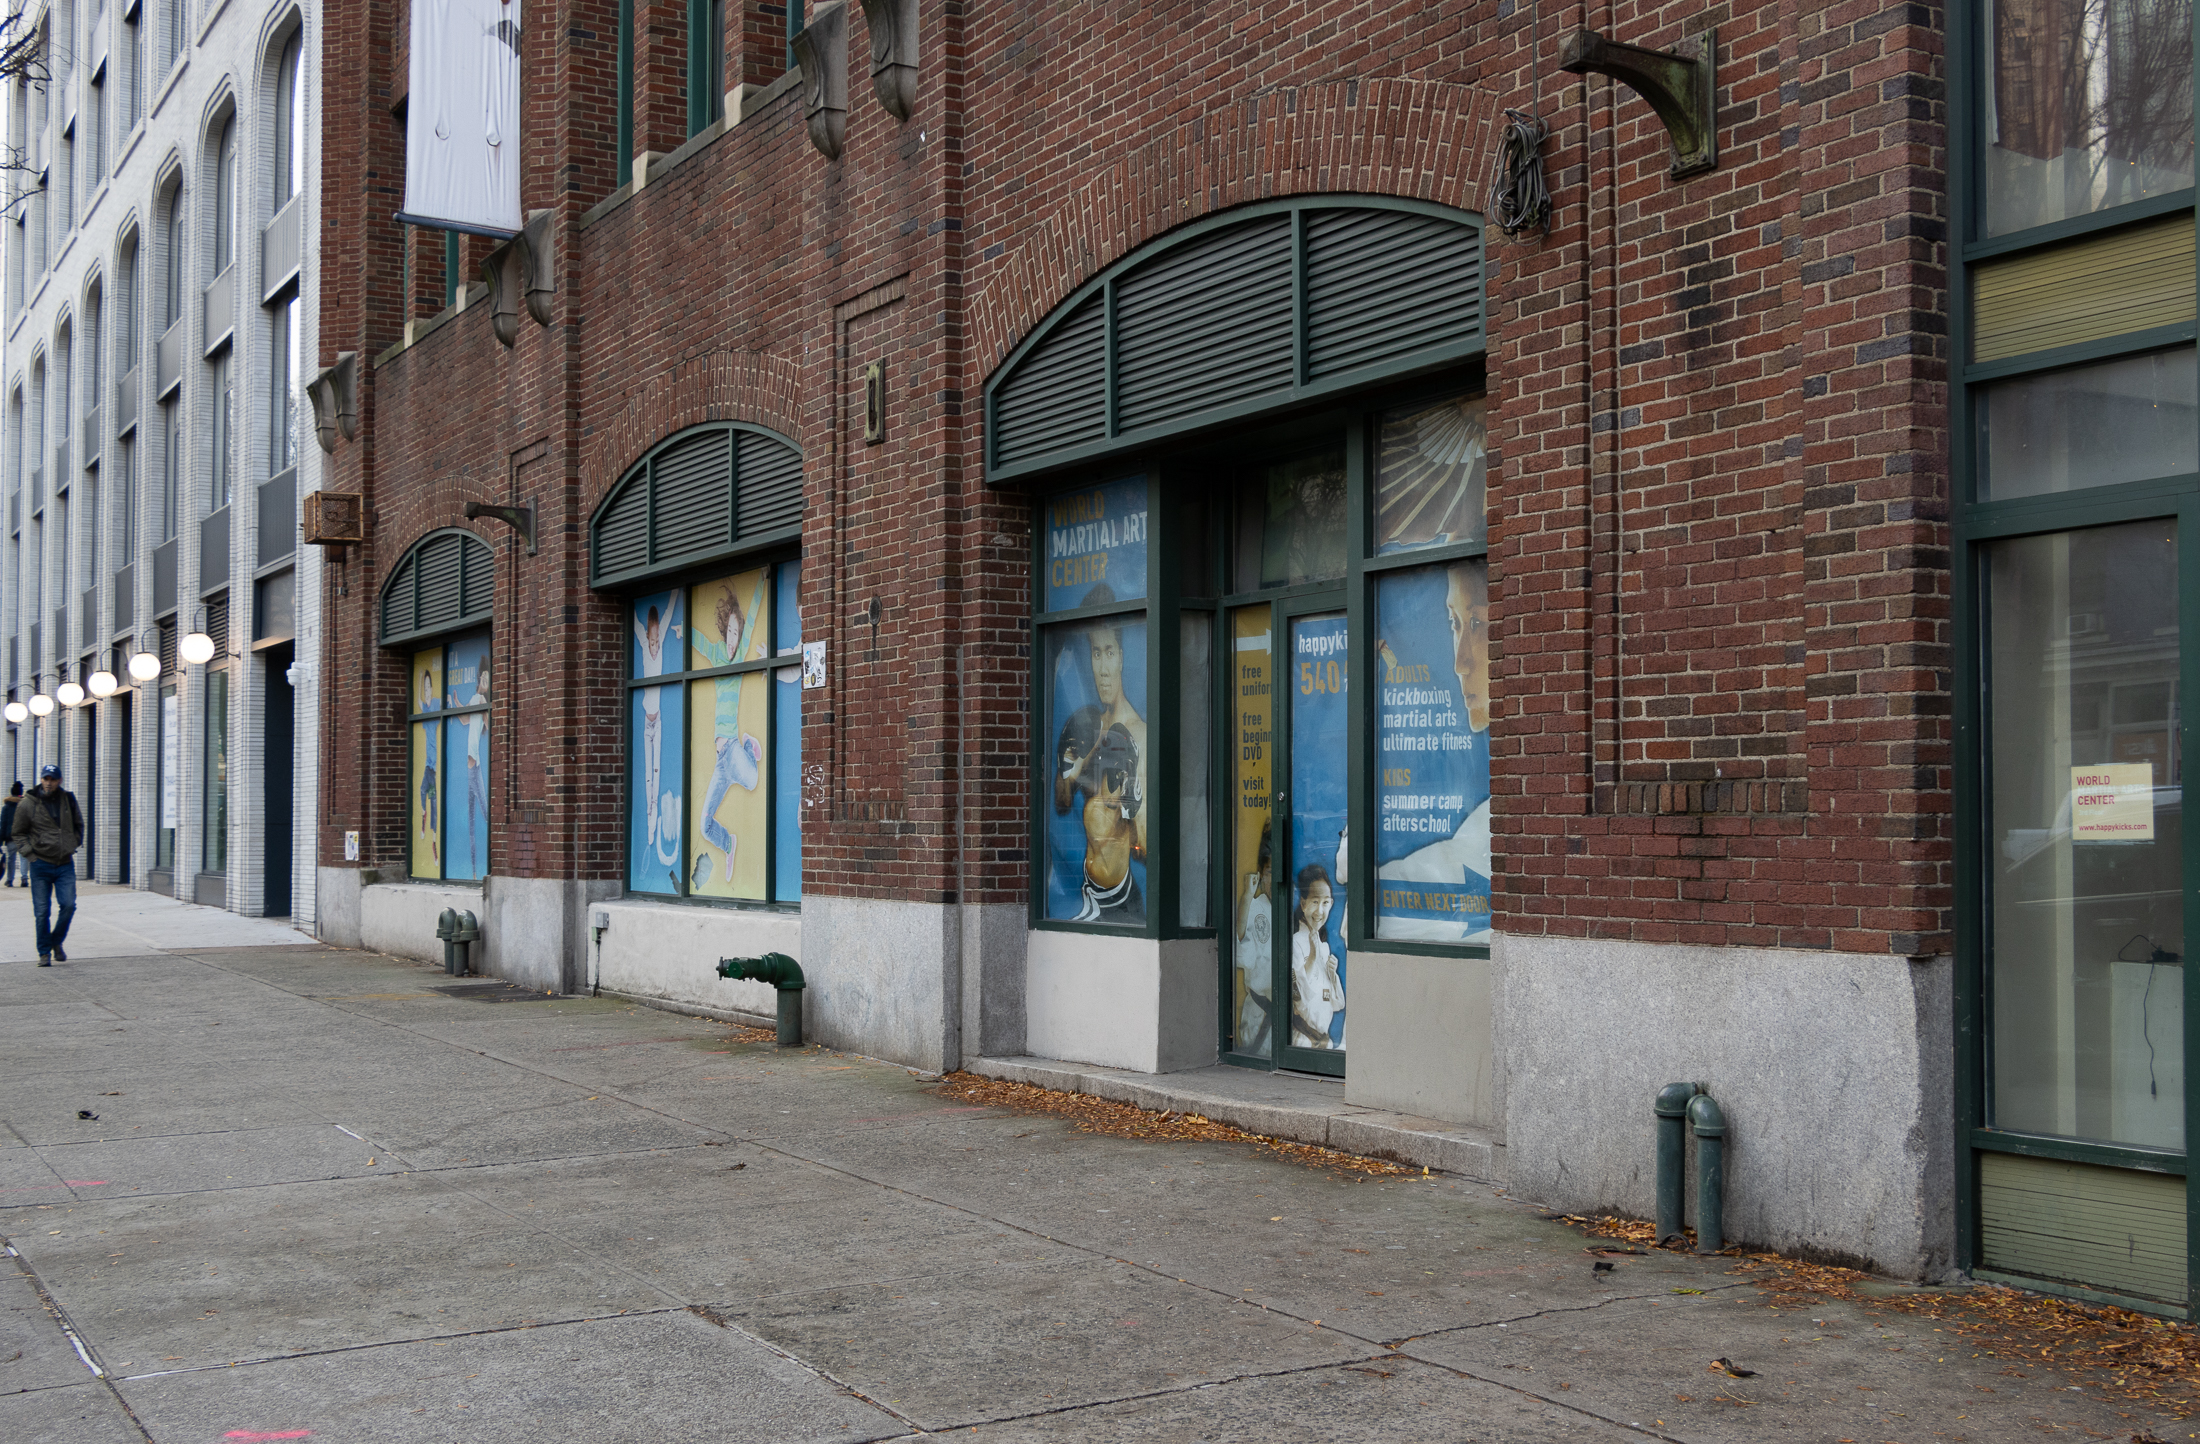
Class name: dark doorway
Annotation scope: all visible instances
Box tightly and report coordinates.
[116,691,133,884]
[262,643,294,916]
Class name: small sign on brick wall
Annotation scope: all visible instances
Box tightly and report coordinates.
[802,640,827,690]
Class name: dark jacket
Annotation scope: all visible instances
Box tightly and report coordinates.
[12,786,82,863]
[0,797,17,850]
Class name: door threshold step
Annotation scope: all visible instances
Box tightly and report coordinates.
[967,1054,1506,1184]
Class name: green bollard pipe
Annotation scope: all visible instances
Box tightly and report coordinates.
[1654,1082,1698,1242]
[436,908,460,975]
[1688,1092,1727,1254]
[716,953,806,1047]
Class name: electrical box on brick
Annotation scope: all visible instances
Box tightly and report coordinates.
[302,491,367,546]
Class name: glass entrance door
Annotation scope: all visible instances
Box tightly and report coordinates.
[1222,598,1348,1075]
[1979,516,2190,1308]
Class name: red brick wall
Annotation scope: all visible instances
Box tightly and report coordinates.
[317,0,1952,951]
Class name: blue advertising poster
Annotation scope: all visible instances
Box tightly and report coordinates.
[1373,561,1492,942]
[629,683,684,894]
[631,587,683,681]
[442,632,493,882]
[1043,476,1148,614]
[773,562,802,901]
[1043,613,1149,924]
[1287,614,1349,1050]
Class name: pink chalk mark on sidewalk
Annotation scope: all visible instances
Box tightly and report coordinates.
[224,1432,313,1441]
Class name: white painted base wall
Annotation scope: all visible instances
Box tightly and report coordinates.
[1497,934,1955,1279]
[1026,930,1218,1074]
[358,882,487,967]
[592,898,794,1021]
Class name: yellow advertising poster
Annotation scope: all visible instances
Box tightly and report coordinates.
[688,568,774,899]
[1229,607,1274,1052]
[2072,763,2156,842]
[409,647,443,876]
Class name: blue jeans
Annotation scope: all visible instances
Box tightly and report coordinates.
[27,857,76,958]
[1,845,17,885]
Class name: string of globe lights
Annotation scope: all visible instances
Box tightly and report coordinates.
[0,613,217,727]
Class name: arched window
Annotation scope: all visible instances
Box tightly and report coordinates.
[162,184,184,329]
[273,31,303,207]
[380,529,498,882]
[211,115,237,277]
[591,424,806,903]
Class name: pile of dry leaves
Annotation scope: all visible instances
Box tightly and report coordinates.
[1562,1211,2200,1419]
[935,1072,1412,1179]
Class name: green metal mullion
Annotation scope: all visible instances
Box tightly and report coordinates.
[2181,492,2200,1317]
[443,231,460,311]
[1029,513,1048,921]
[1958,476,2200,538]
[1962,187,2198,266]
[786,0,803,72]
[1963,323,2198,386]
[1102,280,1117,439]
[1344,410,1369,952]
[1033,597,1148,629]
[1267,594,1287,1069]
[617,0,634,188]
[1147,471,1174,939]
[1290,209,1308,389]
[1360,538,1491,577]
[1972,1127,2186,1176]
[1948,0,1983,1257]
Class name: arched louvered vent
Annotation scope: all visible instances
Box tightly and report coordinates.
[378,528,496,647]
[985,198,1485,484]
[590,423,804,589]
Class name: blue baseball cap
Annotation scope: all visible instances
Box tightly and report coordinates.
[39,764,59,778]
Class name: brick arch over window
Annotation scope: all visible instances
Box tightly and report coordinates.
[966,78,1506,384]
[583,348,805,504]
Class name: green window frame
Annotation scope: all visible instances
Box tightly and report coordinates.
[1951,0,2200,1315]
[403,628,493,883]
[618,555,803,907]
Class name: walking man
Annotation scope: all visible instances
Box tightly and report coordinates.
[0,781,22,888]
[13,764,83,964]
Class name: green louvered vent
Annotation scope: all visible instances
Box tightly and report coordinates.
[991,292,1106,468]
[380,530,495,645]
[206,595,229,657]
[460,529,496,615]
[590,424,806,588]
[986,200,1485,483]
[652,428,734,560]
[594,476,650,579]
[158,621,175,678]
[1115,216,1294,435]
[1306,207,1484,379]
[737,432,805,536]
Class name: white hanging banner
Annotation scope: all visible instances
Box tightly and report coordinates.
[401,0,523,236]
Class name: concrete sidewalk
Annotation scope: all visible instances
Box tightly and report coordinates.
[0,883,315,963]
[0,939,2184,1442]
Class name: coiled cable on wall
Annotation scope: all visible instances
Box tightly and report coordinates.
[1488,108,1551,237]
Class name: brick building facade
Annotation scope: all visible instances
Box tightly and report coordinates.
[306,0,2200,1309]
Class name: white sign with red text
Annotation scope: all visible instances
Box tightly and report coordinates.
[2072,763,2156,842]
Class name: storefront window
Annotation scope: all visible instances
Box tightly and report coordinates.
[202,666,228,873]
[1372,559,1492,941]
[1980,0,2194,238]
[407,629,491,882]
[157,681,176,870]
[1029,386,1488,1070]
[1979,347,2199,500]
[623,559,802,902]
[1987,520,2184,1151]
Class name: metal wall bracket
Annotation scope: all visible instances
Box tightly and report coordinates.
[305,352,359,454]
[463,499,536,556]
[793,3,849,160]
[860,0,917,121]
[1559,27,1717,177]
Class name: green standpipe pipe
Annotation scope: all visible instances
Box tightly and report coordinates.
[716,953,806,1048]
[435,908,460,975]
[1688,1092,1727,1254]
[453,911,481,978]
[1654,1082,1698,1241]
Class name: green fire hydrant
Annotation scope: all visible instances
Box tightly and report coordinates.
[716,952,805,1047]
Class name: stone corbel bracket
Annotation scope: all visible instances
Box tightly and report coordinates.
[793,3,849,159]
[305,352,359,454]
[1559,27,1717,177]
[482,209,557,348]
[860,0,917,121]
